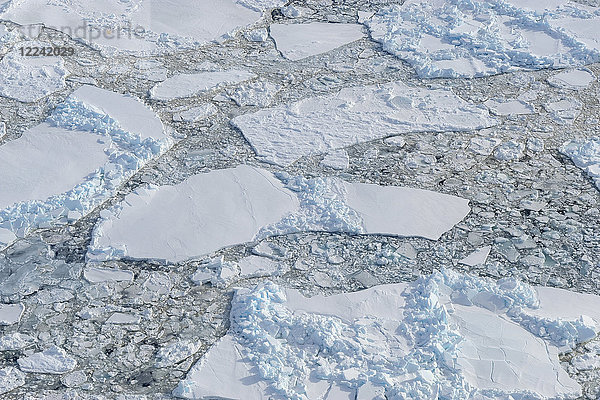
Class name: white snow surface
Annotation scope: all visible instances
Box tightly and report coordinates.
[270,22,364,61]
[17,346,77,374]
[88,167,470,263]
[0,52,69,102]
[175,268,600,399]
[560,137,600,189]
[0,0,285,54]
[484,99,534,116]
[232,81,496,166]
[150,70,256,100]
[0,85,173,249]
[548,69,596,90]
[366,0,600,78]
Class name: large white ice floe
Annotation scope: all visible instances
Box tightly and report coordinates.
[87,166,470,263]
[0,85,173,250]
[174,268,600,400]
[560,137,600,190]
[17,346,77,374]
[270,22,364,61]
[232,81,496,166]
[0,0,285,54]
[365,0,600,78]
[0,52,69,102]
[547,69,596,90]
[150,70,256,101]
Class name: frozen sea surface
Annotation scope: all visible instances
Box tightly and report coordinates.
[0,85,173,249]
[232,81,496,166]
[88,167,470,263]
[366,0,600,78]
[150,70,256,101]
[175,268,600,399]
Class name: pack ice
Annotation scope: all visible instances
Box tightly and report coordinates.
[0,0,285,54]
[0,85,173,250]
[231,81,496,166]
[366,0,600,78]
[174,269,600,400]
[87,166,469,263]
[150,70,256,101]
[560,137,600,190]
[270,22,364,61]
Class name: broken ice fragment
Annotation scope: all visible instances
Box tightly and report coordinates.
[0,333,35,351]
[548,69,595,90]
[232,81,496,166]
[83,267,134,283]
[458,246,491,267]
[105,313,141,325]
[494,140,525,161]
[150,70,256,100]
[156,340,201,368]
[0,367,25,395]
[238,256,288,279]
[270,22,364,61]
[320,149,350,170]
[484,99,534,116]
[18,346,77,374]
[560,137,600,190]
[545,98,582,124]
[0,303,24,325]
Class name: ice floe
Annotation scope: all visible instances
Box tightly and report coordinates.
[18,346,77,374]
[83,266,134,283]
[484,99,534,116]
[232,81,496,166]
[0,367,25,395]
[560,137,600,189]
[320,149,350,170]
[366,0,600,78]
[88,166,470,263]
[270,22,364,61]
[172,104,218,123]
[0,333,35,351]
[458,246,491,267]
[545,98,582,124]
[0,303,24,325]
[155,340,201,368]
[1,0,285,54]
[548,68,596,90]
[150,70,256,100]
[0,52,69,102]
[175,268,600,399]
[0,85,173,250]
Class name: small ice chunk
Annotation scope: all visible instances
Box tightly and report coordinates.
[270,22,364,61]
[494,140,525,161]
[18,346,77,374]
[228,80,279,107]
[0,367,25,395]
[150,70,256,100]
[0,303,24,325]
[105,313,141,325]
[527,137,544,153]
[321,149,350,170]
[484,99,534,116]
[61,370,87,388]
[548,69,595,90]
[560,137,600,190]
[469,136,502,156]
[0,333,35,351]
[238,255,288,278]
[384,136,406,147]
[459,246,491,267]
[173,104,218,122]
[545,99,581,124]
[245,28,268,42]
[83,267,134,283]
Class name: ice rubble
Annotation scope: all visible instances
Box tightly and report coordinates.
[0,0,285,54]
[560,137,600,190]
[232,81,496,166]
[149,70,256,101]
[0,85,173,250]
[0,367,25,395]
[270,22,364,61]
[87,166,470,263]
[366,0,600,78]
[174,268,600,400]
[0,52,69,102]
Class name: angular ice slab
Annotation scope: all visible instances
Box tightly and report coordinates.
[150,70,256,101]
[232,81,496,166]
[548,69,596,90]
[17,346,76,374]
[0,85,173,250]
[175,269,600,399]
[0,0,285,54]
[270,22,364,61]
[0,303,24,325]
[366,0,600,78]
[0,367,25,395]
[0,52,69,102]
[88,167,469,263]
[561,137,600,190]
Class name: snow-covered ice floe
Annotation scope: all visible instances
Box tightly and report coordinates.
[0,367,25,395]
[0,85,173,250]
[0,0,285,54]
[17,346,77,374]
[548,68,596,90]
[150,70,256,101]
[232,81,496,166]
[0,52,69,102]
[365,0,600,78]
[174,268,600,400]
[560,137,600,189]
[0,303,24,325]
[270,22,364,61]
[87,166,470,263]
